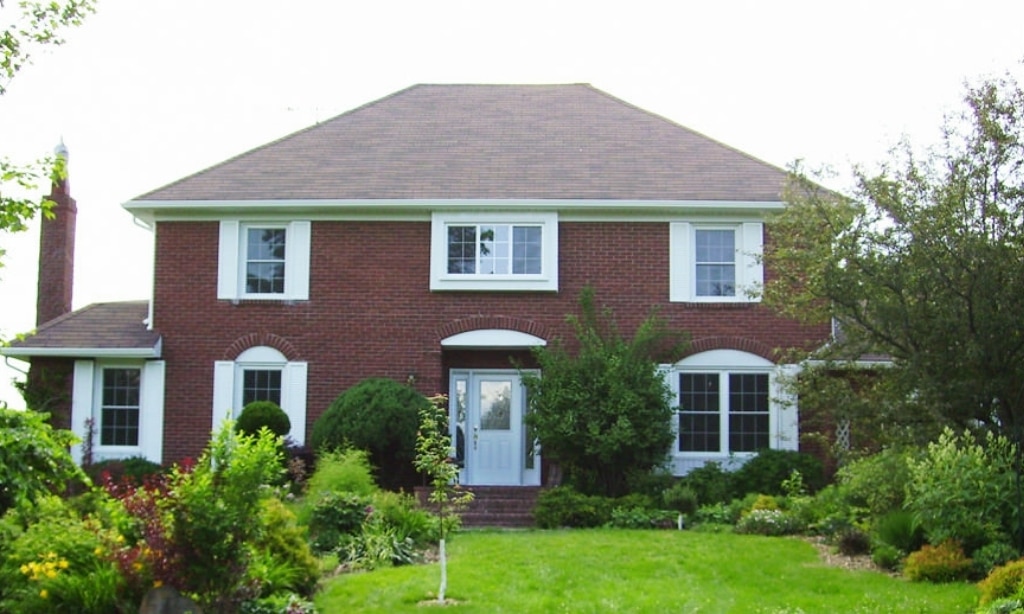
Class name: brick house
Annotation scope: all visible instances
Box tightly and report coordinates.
[4,84,828,486]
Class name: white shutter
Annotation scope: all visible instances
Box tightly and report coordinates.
[741,222,764,302]
[774,364,800,451]
[669,222,691,302]
[70,360,95,465]
[282,362,308,445]
[140,361,166,464]
[286,221,311,300]
[212,361,236,431]
[217,221,240,300]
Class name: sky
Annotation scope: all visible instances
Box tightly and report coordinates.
[0,0,1022,408]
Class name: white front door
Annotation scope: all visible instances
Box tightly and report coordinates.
[450,369,539,486]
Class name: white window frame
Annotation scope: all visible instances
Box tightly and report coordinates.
[70,359,166,464]
[218,220,311,301]
[212,346,308,445]
[669,221,763,303]
[666,350,796,464]
[430,212,558,292]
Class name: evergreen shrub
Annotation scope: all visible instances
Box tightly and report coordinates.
[311,378,428,491]
[236,400,291,438]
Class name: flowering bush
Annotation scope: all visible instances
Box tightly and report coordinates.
[0,496,125,613]
[734,509,804,536]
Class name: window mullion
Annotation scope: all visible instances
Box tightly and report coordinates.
[719,372,729,454]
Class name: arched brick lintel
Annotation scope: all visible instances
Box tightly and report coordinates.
[681,336,777,363]
[221,332,303,361]
[434,315,554,345]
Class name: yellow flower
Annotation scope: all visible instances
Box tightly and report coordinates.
[132,561,144,572]
[153,580,163,588]
[39,589,48,599]
[116,535,125,544]
[19,564,29,575]
[94,546,104,556]
[46,569,58,579]
[58,559,69,570]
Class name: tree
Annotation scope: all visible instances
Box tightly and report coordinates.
[520,287,686,498]
[0,0,95,269]
[414,394,473,605]
[764,74,1024,443]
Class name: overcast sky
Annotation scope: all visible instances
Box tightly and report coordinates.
[1,0,1022,407]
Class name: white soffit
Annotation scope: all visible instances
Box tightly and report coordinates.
[441,329,547,349]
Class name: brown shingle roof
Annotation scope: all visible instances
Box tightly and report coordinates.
[132,84,789,203]
[2,301,161,357]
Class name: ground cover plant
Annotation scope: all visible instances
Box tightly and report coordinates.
[314,529,978,613]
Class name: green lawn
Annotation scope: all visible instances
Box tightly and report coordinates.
[315,529,979,613]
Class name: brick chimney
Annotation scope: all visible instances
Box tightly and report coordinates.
[36,141,76,326]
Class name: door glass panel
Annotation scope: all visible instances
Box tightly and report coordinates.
[479,380,511,430]
[453,378,467,466]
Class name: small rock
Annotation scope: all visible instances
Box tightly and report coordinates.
[138,585,203,614]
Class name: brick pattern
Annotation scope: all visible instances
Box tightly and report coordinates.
[152,219,829,463]
[36,179,76,327]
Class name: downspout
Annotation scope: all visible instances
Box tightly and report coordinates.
[131,215,156,330]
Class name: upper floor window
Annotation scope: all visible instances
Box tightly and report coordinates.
[218,220,310,301]
[447,224,543,275]
[431,212,558,292]
[669,222,763,303]
[245,227,287,294]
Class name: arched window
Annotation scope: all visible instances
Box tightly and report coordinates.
[667,350,796,458]
[212,346,307,444]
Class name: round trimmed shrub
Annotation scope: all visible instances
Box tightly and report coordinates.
[236,400,291,438]
[311,378,429,491]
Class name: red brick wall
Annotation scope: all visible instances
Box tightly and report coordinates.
[152,220,829,462]
[36,184,76,326]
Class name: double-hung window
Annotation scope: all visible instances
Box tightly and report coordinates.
[669,222,763,302]
[218,220,311,300]
[100,368,141,446]
[245,227,287,295]
[70,359,166,464]
[431,212,558,291]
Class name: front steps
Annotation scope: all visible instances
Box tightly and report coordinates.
[416,485,542,528]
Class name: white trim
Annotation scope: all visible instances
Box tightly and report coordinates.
[70,359,165,465]
[139,361,166,462]
[70,360,95,464]
[669,221,763,303]
[217,220,311,301]
[430,212,559,292]
[666,350,794,473]
[441,329,547,349]
[212,360,235,429]
[1,343,162,359]
[212,350,308,444]
[125,198,787,224]
[282,362,308,445]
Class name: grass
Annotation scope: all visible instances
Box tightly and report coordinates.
[314,529,980,613]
